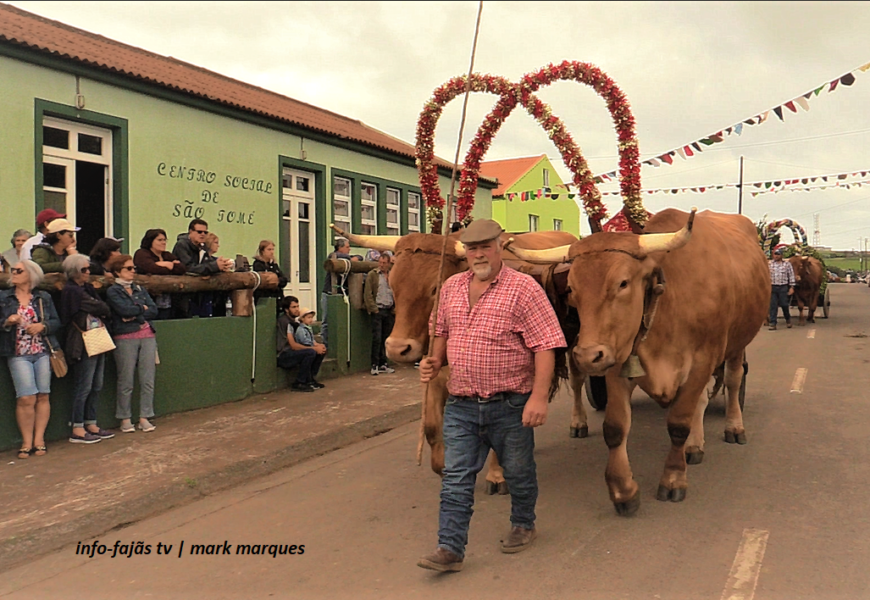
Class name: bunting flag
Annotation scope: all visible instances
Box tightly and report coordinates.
[588,60,870,182]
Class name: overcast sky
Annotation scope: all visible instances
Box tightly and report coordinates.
[10,1,870,250]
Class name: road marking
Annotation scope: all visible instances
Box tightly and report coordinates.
[791,368,808,393]
[807,329,816,339]
[720,528,770,600]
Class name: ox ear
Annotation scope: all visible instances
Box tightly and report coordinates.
[454,241,466,258]
[504,238,572,264]
[329,223,401,252]
[637,207,697,255]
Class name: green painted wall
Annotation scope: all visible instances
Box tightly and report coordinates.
[491,156,581,236]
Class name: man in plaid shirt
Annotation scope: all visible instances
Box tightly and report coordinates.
[768,246,795,330]
[417,219,566,573]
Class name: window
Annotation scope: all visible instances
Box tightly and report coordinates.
[529,214,539,232]
[543,168,550,188]
[332,176,351,233]
[408,191,421,232]
[553,219,563,231]
[386,187,400,235]
[360,182,377,235]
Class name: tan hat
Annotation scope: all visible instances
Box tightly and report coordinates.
[45,218,80,233]
[298,307,316,319]
[459,219,503,244]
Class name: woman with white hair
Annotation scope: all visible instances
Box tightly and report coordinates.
[60,253,114,444]
[0,260,60,458]
[1,228,32,273]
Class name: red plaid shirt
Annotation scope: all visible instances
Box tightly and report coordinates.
[433,265,566,397]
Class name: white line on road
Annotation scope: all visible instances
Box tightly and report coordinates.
[791,368,808,393]
[720,528,770,600]
[807,329,816,339]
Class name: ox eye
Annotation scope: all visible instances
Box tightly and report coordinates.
[431,286,438,296]
[619,280,629,289]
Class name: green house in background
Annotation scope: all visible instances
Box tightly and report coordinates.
[481,154,581,237]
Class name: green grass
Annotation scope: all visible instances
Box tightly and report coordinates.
[825,257,864,272]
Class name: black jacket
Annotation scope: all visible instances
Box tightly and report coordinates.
[252,258,288,301]
[172,234,220,276]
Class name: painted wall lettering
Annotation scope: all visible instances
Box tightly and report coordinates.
[157,162,216,184]
[223,175,272,195]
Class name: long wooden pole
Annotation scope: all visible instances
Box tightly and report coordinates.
[417,0,485,465]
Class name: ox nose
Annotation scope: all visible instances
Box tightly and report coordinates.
[385,337,423,363]
[574,344,616,374]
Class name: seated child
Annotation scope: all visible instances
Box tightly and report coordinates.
[294,307,317,348]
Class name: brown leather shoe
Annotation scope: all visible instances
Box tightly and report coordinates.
[417,547,463,572]
[500,526,537,554]
[786,322,793,329]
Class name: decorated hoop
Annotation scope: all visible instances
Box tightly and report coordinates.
[415,61,646,233]
[760,219,809,255]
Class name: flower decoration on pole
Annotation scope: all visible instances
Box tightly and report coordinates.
[760,218,809,256]
[415,61,647,232]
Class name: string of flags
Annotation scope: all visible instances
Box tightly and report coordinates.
[502,169,870,200]
[590,60,870,182]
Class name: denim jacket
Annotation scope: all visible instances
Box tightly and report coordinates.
[106,283,158,336]
[294,323,314,347]
[0,288,62,357]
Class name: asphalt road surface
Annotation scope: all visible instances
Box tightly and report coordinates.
[3,284,869,600]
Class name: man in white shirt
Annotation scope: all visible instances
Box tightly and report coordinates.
[20,208,67,260]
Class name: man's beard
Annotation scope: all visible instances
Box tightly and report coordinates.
[471,261,492,280]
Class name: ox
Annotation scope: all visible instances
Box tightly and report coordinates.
[788,255,824,325]
[331,225,587,494]
[507,209,769,515]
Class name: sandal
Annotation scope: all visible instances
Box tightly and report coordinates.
[17,447,32,459]
[34,445,47,456]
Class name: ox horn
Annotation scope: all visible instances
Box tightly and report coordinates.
[637,207,697,255]
[503,237,572,264]
[329,223,401,252]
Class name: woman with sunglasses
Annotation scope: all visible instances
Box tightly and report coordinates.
[31,218,79,273]
[105,254,158,433]
[60,253,113,444]
[0,260,60,458]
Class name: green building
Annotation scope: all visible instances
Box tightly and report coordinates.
[481,154,581,237]
[0,3,494,450]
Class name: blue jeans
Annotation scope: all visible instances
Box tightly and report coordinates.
[277,347,324,384]
[769,284,792,325]
[438,392,537,558]
[7,353,51,398]
[71,353,106,428]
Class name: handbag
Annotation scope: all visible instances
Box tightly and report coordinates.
[38,298,68,377]
[74,317,116,357]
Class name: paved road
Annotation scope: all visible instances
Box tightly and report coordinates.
[2,284,869,600]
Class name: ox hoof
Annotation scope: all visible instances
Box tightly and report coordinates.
[656,485,687,503]
[484,481,498,495]
[497,481,509,495]
[613,494,640,517]
[685,448,705,465]
[570,426,589,439]
[725,431,748,445]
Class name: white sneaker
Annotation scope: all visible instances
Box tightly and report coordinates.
[120,419,135,433]
[370,366,379,376]
[138,419,156,432]
[379,365,395,374]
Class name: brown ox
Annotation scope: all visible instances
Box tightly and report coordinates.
[507,209,769,515]
[788,255,824,325]
[331,225,586,494]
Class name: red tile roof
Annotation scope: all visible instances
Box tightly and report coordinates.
[479,155,545,196]
[0,2,484,178]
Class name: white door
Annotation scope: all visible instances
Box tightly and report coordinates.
[282,168,317,310]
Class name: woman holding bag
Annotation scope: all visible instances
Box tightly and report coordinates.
[61,253,114,444]
[0,260,60,458]
[105,254,158,433]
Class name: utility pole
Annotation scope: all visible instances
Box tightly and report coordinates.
[737,156,744,215]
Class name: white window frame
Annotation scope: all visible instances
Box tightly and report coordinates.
[360,182,377,235]
[408,191,421,232]
[543,168,550,188]
[529,214,539,232]
[386,187,400,235]
[553,218,563,231]
[332,176,352,234]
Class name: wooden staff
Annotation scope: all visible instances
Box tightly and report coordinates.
[417,0,485,465]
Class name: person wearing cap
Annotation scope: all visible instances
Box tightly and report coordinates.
[88,237,124,275]
[30,218,80,273]
[20,208,67,261]
[768,246,796,331]
[320,237,361,348]
[364,252,396,376]
[417,219,566,573]
[277,296,326,392]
